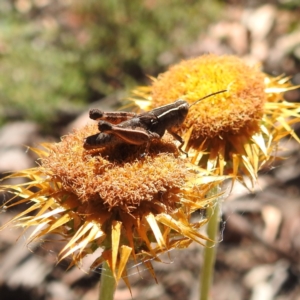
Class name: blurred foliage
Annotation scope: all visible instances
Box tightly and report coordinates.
[279,0,300,10]
[0,0,223,127]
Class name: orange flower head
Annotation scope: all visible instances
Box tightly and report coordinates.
[151,54,266,143]
[1,123,225,287]
[132,54,300,187]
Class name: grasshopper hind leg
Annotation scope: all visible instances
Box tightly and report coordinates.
[83,132,120,149]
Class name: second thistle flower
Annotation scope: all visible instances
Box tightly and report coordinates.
[133,54,300,186]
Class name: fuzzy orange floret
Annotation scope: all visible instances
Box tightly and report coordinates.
[41,124,187,213]
[150,54,266,142]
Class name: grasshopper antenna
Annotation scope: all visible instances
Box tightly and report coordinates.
[189,89,227,108]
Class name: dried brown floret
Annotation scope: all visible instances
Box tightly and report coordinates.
[41,124,186,213]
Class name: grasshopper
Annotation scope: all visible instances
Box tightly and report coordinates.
[83,90,226,153]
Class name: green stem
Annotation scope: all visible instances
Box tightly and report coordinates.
[99,261,116,300]
[199,189,221,300]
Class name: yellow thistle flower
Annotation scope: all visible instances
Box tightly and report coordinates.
[132,54,300,187]
[1,123,226,288]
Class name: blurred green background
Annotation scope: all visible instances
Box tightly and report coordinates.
[0,0,223,128]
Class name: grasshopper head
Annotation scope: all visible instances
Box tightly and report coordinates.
[169,99,189,129]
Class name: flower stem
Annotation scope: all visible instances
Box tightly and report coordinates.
[99,261,116,300]
[199,189,221,300]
